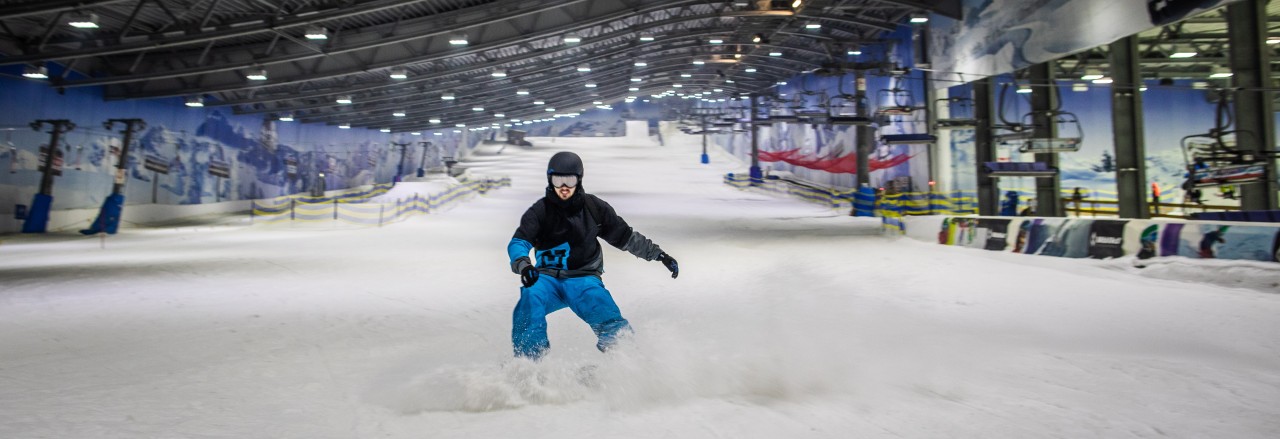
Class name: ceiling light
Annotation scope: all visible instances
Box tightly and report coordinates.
[546,108,556,112]
[1209,67,1233,78]
[769,51,783,57]
[455,123,467,128]
[631,76,642,82]
[389,67,408,79]
[634,61,648,67]
[805,22,821,29]
[1080,69,1104,81]
[1072,83,1088,92]
[246,69,268,81]
[745,67,757,73]
[585,82,597,88]
[593,101,603,105]
[639,33,655,42]
[393,110,407,117]
[453,130,462,133]
[491,69,507,77]
[681,73,693,78]
[495,113,505,118]
[472,106,484,111]
[441,93,455,100]
[673,84,683,88]
[910,13,929,24]
[1169,49,1197,58]
[338,123,351,129]
[847,49,862,55]
[563,33,582,44]
[629,87,640,91]
[278,113,294,122]
[429,118,442,123]
[752,34,764,43]
[709,38,724,44]
[305,26,328,40]
[433,132,443,136]
[67,13,99,29]
[185,96,204,107]
[793,0,803,8]
[692,60,705,65]
[1016,84,1032,93]
[726,79,735,83]
[534,100,546,105]
[577,64,592,72]
[776,81,787,85]
[335,95,352,104]
[22,65,48,79]
[1092,77,1114,84]
[1192,81,1209,89]
[517,88,530,95]
[713,88,723,92]
[449,34,469,45]
[1268,37,1280,45]
[411,132,421,136]
[380,128,391,133]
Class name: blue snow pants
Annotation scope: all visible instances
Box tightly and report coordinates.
[512,275,631,359]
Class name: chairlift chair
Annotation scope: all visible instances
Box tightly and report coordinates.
[826,91,872,126]
[981,161,1058,178]
[934,97,978,129]
[1181,131,1269,188]
[1014,111,1083,153]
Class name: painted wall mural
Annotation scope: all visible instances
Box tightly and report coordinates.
[928,0,1245,86]
[0,75,481,213]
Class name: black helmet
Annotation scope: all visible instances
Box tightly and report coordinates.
[547,151,584,177]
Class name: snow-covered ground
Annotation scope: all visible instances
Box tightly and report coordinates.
[1,135,1278,438]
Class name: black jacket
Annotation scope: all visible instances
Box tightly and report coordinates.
[508,187,663,278]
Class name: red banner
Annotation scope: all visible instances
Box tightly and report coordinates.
[757,149,913,174]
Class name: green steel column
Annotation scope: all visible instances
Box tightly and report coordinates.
[855,70,872,188]
[1227,0,1279,210]
[974,78,999,216]
[1029,63,1062,216]
[1109,36,1150,218]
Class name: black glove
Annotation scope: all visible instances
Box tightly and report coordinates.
[520,264,539,288]
[656,252,679,279]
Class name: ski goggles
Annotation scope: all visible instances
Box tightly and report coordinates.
[550,174,579,188]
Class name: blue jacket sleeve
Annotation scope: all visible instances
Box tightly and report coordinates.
[508,203,541,273]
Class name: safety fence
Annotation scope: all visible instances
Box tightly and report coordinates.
[250,177,511,226]
[723,173,978,233]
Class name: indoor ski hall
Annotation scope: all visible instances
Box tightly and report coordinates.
[1,1,1278,438]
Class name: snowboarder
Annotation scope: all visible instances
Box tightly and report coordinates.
[506,151,679,359]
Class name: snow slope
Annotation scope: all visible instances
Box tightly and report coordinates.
[0,135,1278,438]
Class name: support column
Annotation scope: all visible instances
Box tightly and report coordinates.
[855,70,872,188]
[1109,36,1150,218]
[1029,63,1063,216]
[974,78,999,216]
[750,93,762,183]
[1227,0,1278,210]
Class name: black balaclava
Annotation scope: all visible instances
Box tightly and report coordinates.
[545,151,585,212]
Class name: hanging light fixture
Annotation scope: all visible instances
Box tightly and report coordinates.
[910,13,929,24]
[449,34,469,45]
[563,33,582,44]
[491,69,508,77]
[441,93,455,100]
[278,113,295,122]
[429,117,442,124]
[245,68,268,81]
[305,26,329,40]
[389,67,408,79]
[67,13,99,29]
[335,95,353,104]
[393,110,407,117]
[338,123,351,129]
[517,88,530,95]
[22,65,48,79]
[577,64,592,72]
[185,96,204,107]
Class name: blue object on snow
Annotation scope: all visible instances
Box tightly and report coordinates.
[21,194,52,233]
[81,194,125,235]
